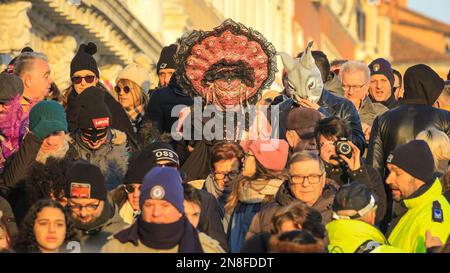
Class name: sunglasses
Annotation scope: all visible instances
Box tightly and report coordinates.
[71,75,96,84]
[114,85,131,94]
[124,184,141,194]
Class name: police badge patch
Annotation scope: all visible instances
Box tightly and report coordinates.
[432,201,443,223]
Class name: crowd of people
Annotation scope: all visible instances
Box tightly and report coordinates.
[0,19,449,253]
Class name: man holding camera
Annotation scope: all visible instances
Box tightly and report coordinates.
[314,117,386,226]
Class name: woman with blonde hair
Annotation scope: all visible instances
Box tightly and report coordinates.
[114,53,151,135]
[416,127,450,199]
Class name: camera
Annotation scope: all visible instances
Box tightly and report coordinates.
[335,138,352,159]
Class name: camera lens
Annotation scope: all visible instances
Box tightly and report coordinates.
[335,141,352,158]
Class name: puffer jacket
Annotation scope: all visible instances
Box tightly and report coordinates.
[274,89,365,153]
[70,129,128,191]
[245,179,338,241]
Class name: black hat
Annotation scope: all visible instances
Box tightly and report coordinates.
[147,142,180,166]
[76,86,112,130]
[156,44,177,74]
[65,161,107,201]
[123,149,158,185]
[0,73,24,103]
[70,42,99,78]
[387,140,435,184]
[368,58,394,87]
[332,182,378,219]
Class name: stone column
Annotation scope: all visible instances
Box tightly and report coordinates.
[0,1,32,54]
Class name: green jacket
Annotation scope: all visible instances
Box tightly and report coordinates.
[327,219,403,253]
[388,179,450,253]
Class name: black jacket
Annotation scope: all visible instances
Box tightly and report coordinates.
[145,76,194,133]
[366,104,450,178]
[274,89,366,153]
[325,161,386,225]
[197,189,229,252]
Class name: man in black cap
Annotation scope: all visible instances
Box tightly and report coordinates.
[65,161,126,253]
[326,182,403,253]
[69,86,128,191]
[156,44,177,88]
[368,58,398,109]
[385,140,450,253]
[285,107,322,153]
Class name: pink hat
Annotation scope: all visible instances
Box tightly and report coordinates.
[244,139,289,172]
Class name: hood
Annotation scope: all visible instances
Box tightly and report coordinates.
[403,64,444,105]
[279,41,323,103]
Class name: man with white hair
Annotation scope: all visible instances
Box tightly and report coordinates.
[340,61,388,142]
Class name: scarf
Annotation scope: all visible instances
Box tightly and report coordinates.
[204,174,232,210]
[125,104,145,123]
[127,216,203,253]
[237,178,284,203]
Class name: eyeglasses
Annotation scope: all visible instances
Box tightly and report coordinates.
[214,170,240,181]
[71,75,96,84]
[68,201,100,212]
[342,81,368,92]
[124,184,142,194]
[289,173,324,185]
[114,85,131,94]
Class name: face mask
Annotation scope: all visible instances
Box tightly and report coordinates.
[80,128,108,145]
[279,41,324,103]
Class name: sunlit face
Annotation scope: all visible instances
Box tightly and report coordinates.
[33,207,66,253]
[0,226,10,251]
[279,220,301,233]
[115,80,139,109]
[72,70,98,94]
[289,160,326,207]
[40,131,66,153]
[318,135,339,166]
[184,200,201,228]
[158,68,175,87]
[213,159,240,189]
[286,128,318,152]
[386,164,425,202]
[342,70,369,108]
[68,198,104,228]
[125,184,141,211]
[141,199,182,224]
[369,74,392,103]
[24,58,52,101]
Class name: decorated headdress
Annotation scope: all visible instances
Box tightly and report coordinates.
[175,19,277,107]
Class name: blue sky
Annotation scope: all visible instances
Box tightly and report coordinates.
[408,0,450,25]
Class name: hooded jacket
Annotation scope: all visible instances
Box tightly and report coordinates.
[70,129,128,191]
[366,65,449,179]
[326,219,404,253]
[245,179,338,241]
[145,75,194,133]
[75,194,127,253]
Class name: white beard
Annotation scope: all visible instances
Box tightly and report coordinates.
[35,140,70,164]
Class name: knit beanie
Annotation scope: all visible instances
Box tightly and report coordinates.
[116,53,151,92]
[76,86,112,130]
[140,167,184,213]
[123,149,157,185]
[368,58,394,87]
[65,161,107,201]
[387,140,435,184]
[0,73,24,103]
[70,42,99,78]
[243,139,289,172]
[29,100,68,140]
[156,44,177,74]
[147,142,180,166]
